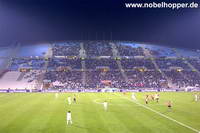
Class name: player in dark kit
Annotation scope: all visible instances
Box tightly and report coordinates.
[155,93,160,103]
[73,95,76,103]
[145,95,149,104]
[151,95,155,101]
[167,101,172,111]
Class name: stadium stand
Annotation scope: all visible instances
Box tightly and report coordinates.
[0,41,200,90]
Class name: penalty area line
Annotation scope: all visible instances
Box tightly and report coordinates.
[115,94,199,133]
[93,98,114,105]
[93,99,103,105]
[93,98,141,107]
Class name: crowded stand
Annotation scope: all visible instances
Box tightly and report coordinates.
[85,59,119,69]
[164,70,200,88]
[47,58,82,70]
[9,58,45,71]
[52,42,80,56]
[85,70,126,89]
[43,71,83,89]
[1,41,200,90]
[121,58,155,70]
[181,71,200,87]
[155,58,191,70]
[125,70,167,88]
[23,70,41,83]
[164,70,188,88]
[115,43,144,56]
[83,41,113,56]
[188,58,200,71]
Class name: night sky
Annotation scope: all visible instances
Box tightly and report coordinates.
[0,0,199,49]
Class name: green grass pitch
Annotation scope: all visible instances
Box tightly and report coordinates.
[0,92,200,133]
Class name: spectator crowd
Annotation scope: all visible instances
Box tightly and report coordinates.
[5,41,200,89]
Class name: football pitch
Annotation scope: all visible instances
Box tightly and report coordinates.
[0,92,199,133]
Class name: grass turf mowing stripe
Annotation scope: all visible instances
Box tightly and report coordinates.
[0,92,199,133]
[115,93,200,133]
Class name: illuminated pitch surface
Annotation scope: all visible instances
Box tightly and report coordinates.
[0,92,199,133]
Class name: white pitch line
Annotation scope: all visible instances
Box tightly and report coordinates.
[93,98,141,107]
[93,98,114,105]
[116,94,199,133]
[93,99,104,105]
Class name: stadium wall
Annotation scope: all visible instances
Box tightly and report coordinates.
[0,88,200,93]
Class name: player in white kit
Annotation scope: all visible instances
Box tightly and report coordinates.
[194,94,198,102]
[66,111,72,125]
[55,93,58,99]
[68,96,72,105]
[155,93,159,103]
[103,101,108,111]
[131,92,137,101]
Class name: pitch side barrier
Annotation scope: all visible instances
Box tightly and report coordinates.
[0,88,200,93]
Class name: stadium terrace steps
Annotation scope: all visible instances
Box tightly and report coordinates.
[0,70,9,79]
[45,44,53,58]
[0,71,21,81]
[110,42,119,57]
[116,60,128,82]
[184,60,200,76]
[0,71,35,89]
[80,42,86,58]
[142,47,175,88]
[142,47,151,57]
[81,60,86,85]
[110,42,128,81]
[17,72,26,81]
